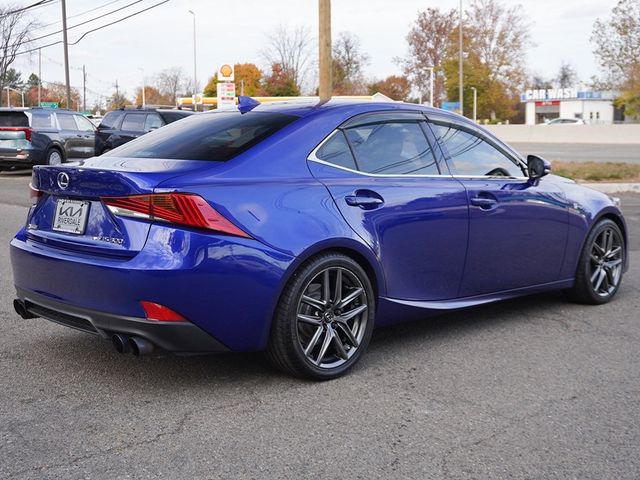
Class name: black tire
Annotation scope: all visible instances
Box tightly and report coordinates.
[567,218,625,304]
[267,253,376,380]
[45,147,64,165]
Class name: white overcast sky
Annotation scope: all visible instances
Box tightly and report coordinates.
[12,0,617,105]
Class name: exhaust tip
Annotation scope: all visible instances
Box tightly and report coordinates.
[129,336,154,357]
[111,334,130,354]
[13,299,37,319]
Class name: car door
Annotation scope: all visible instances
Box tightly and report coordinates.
[72,114,97,158]
[307,112,469,301]
[428,115,570,297]
[55,112,82,159]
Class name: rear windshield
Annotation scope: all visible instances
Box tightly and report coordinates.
[108,111,298,161]
[0,111,29,127]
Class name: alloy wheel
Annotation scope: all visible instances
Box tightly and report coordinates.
[589,227,623,297]
[295,266,369,369]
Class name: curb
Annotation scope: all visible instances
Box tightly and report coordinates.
[579,183,640,194]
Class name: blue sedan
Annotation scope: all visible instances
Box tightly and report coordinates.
[10,99,628,379]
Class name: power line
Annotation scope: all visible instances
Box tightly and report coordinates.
[0,0,56,18]
[2,0,171,58]
[7,0,146,49]
[33,0,125,31]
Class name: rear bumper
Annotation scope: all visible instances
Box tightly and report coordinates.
[11,224,295,352]
[15,289,229,354]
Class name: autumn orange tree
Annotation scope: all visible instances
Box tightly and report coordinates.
[367,76,411,101]
[134,86,172,106]
[262,63,300,96]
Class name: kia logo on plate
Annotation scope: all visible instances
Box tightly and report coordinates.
[57,172,70,190]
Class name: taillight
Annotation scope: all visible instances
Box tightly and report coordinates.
[140,301,186,322]
[0,127,32,141]
[102,193,250,238]
[29,183,42,204]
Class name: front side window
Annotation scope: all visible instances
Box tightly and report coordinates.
[121,114,146,132]
[57,114,78,130]
[430,123,525,177]
[144,113,163,132]
[74,115,95,132]
[344,122,439,175]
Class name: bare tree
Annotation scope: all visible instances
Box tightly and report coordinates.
[397,8,457,106]
[0,4,37,95]
[591,0,640,86]
[332,32,369,95]
[556,62,578,88]
[156,67,187,104]
[262,24,314,92]
[464,0,529,90]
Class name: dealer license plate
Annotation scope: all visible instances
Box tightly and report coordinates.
[52,199,90,234]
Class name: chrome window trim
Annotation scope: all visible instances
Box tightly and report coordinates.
[307,130,451,179]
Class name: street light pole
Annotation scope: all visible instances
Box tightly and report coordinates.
[38,48,42,106]
[428,66,434,107]
[188,10,197,96]
[318,0,332,102]
[459,0,463,116]
[471,86,477,123]
[61,0,72,110]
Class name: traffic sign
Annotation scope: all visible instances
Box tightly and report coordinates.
[40,102,59,108]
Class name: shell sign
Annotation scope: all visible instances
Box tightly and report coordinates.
[218,63,234,82]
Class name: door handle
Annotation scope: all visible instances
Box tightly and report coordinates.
[470,196,498,209]
[345,190,384,209]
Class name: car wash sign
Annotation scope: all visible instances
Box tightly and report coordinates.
[520,88,579,102]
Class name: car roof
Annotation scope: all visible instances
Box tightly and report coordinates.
[205,99,467,124]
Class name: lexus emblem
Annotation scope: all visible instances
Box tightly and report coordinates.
[57,172,70,190]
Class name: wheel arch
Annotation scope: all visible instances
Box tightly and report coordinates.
[282,238,385,300]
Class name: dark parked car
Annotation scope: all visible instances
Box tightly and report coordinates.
[0,108,96,170]
[11,100,628,380]
[95,108,194,155]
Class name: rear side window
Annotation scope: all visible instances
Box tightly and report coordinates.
[315,132,357,170]
[99,111,123,129]
[57,114,78,130]
[109,111,298,161]
[121,113,146,132]
[32,112,54,128]
[160,111,193,124]
[344,122,439,175]
[0,112,28,127]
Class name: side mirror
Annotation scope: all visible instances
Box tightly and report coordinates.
[527,154,551,180]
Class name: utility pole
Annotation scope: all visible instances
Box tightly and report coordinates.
[459,0,463,116]
[38,49,42,106]
[115,80,119,97]
[82,65,86,112]
[318,0,332,102]
[188,10,197,94]
[61,0,72,110]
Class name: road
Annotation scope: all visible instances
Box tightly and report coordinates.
[511,143,640,163]
[1,173,639,479]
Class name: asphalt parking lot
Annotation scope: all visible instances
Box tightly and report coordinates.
[1,171,639,479]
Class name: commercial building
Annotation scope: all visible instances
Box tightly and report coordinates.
[520,88,623,125]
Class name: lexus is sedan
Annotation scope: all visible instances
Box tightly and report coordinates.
[10,99,628,380]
